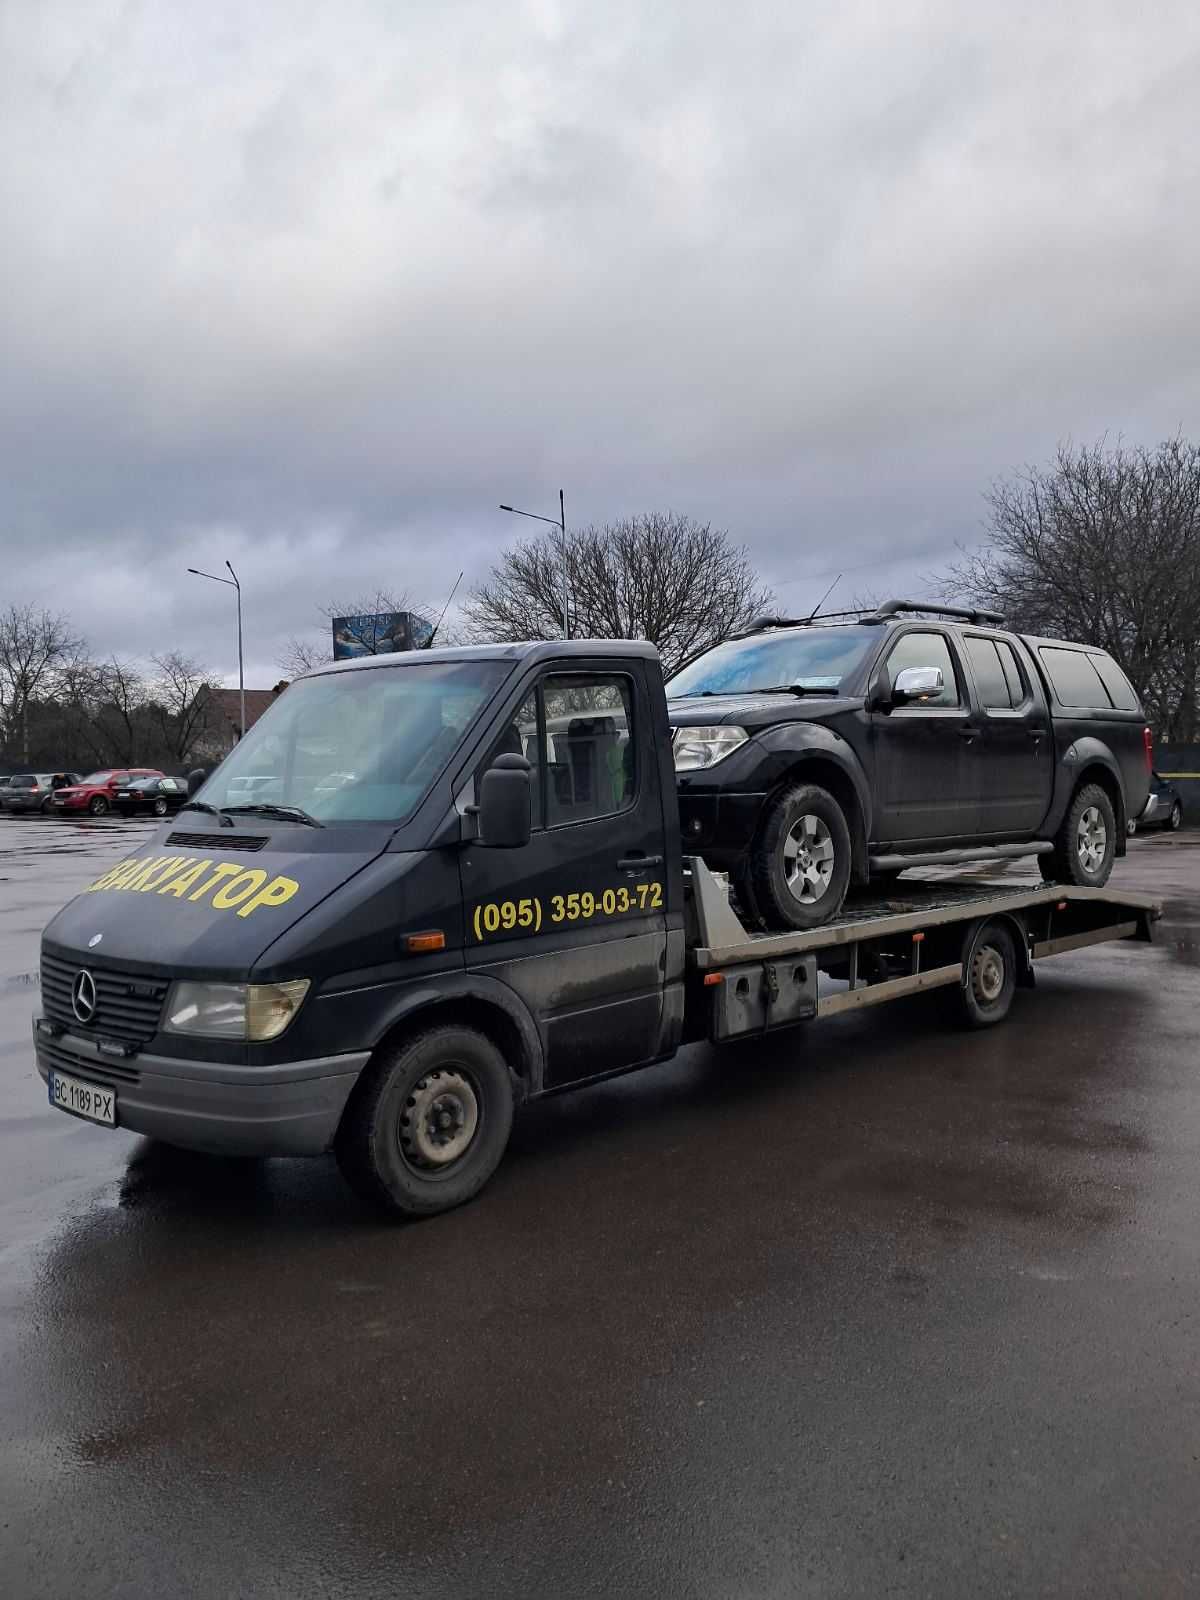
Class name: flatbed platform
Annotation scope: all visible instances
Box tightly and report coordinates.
[687,864,1161,967]
[683,859,1161,1035]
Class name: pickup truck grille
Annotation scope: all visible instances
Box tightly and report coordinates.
[40,952,168,1047]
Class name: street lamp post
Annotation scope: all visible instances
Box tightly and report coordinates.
[186,562,245,739]
[499,490,569,639]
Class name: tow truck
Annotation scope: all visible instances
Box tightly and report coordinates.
[34,640,1160,1217]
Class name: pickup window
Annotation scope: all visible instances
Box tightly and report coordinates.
[1090,654,1139,711]
[965,636,1030,711]
[884,630,961,708]
[1039,647,1114,710]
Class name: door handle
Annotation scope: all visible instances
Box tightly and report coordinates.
[1028,729,1046,741]
[617,853,663,872]
[957,728,978,743]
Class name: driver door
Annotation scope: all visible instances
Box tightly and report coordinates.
[871,629,977,843]
[460,661,669,1089]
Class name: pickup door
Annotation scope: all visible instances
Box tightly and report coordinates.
[871,626,979,841]
[459,657,670,1089]
[960,633,1053,833]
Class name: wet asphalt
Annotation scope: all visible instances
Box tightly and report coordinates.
[2,816,1199,1598]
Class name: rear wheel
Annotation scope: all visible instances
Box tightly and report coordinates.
[88,795,109,817]
[1039,782,1116,887]
[152,796,169,816]
[749,782,852,930]
[335,1025,514,1217]
[1167,802,1182,832]
[956,919,1018,1028]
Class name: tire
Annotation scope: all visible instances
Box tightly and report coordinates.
[88,795,109,817]
[748,782,853,930]
[956,919,1018,1028]
[1038,782,1116,888]
[1167,802,1182,832]
[335,1025,514,1218]
[152,797,168,816]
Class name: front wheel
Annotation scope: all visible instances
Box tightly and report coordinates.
[335,1025,514,1217]
[88,795,109,817]
[1039,782,1116,887]
[1167,802,1182,832]
[748,782,852,930]
[152,796,169,816]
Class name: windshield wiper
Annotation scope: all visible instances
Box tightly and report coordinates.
[221,803,325,828]
[747,685,839,697]
[178,800,235,828]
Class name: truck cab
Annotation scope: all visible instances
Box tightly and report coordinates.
[36,643,686,1208]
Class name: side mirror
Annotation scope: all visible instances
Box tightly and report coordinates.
[892,666,944,705]
[187,768,208,797]
[477,753,532,849]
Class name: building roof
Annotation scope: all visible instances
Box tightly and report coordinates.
[206,687,282,734]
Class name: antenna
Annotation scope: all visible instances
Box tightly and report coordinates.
[423,571,465,647]
[807,572,842,622]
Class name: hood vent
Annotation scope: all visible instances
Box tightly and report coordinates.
[166,831,268,852]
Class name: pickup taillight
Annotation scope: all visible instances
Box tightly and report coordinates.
[1144,726,1153,772]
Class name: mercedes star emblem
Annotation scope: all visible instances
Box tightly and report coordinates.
[72,969,98,1024]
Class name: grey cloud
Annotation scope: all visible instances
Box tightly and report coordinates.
[3,1,1200,684]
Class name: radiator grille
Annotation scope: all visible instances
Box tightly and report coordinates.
[38,1035,141,1088]
[41,951,167,1047]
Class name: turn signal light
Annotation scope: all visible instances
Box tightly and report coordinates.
[405,931,446,953]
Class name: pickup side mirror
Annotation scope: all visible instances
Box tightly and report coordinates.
[892,666,944,705]
[187,768,209,797]
[477,753,532,849]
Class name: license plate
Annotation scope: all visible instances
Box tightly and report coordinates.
[48,1070,117,1127]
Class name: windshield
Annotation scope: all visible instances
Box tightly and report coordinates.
[196,661,507,824]
[80,772,113,785]
[666,625,880,697]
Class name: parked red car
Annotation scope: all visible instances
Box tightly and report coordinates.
[51,768,165,817]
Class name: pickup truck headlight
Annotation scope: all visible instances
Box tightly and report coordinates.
[163,979,310,1041]
[672,725,749,772]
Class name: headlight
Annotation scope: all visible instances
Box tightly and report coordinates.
[672,725,749,772]
[163,979,310,1041]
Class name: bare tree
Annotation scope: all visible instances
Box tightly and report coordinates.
[0,604,83,764]
[278,589,424,676]
[463,513,772,678]
[147,652,217,765]
[939,437,1200,740]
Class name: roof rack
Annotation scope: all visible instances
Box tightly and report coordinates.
[738,599,1007,638]
[870,599,1007,626]
[738,607,888,636]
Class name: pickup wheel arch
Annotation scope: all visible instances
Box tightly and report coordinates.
[365,976,544,1100]
[1062,752,1128,853]
[757,747,872,885]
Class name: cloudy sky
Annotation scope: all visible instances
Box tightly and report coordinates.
[4,0,1200,686]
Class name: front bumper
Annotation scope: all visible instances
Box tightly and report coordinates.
[35,1022,368,1156]
[1138,794,1163,824]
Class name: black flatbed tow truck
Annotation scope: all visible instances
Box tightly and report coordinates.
[34,639,1161,1217]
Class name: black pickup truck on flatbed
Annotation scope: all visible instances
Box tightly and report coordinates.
[667,600,1154,930]
[34,638,1159,1217]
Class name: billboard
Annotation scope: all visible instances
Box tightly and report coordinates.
[331,611,434,660]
